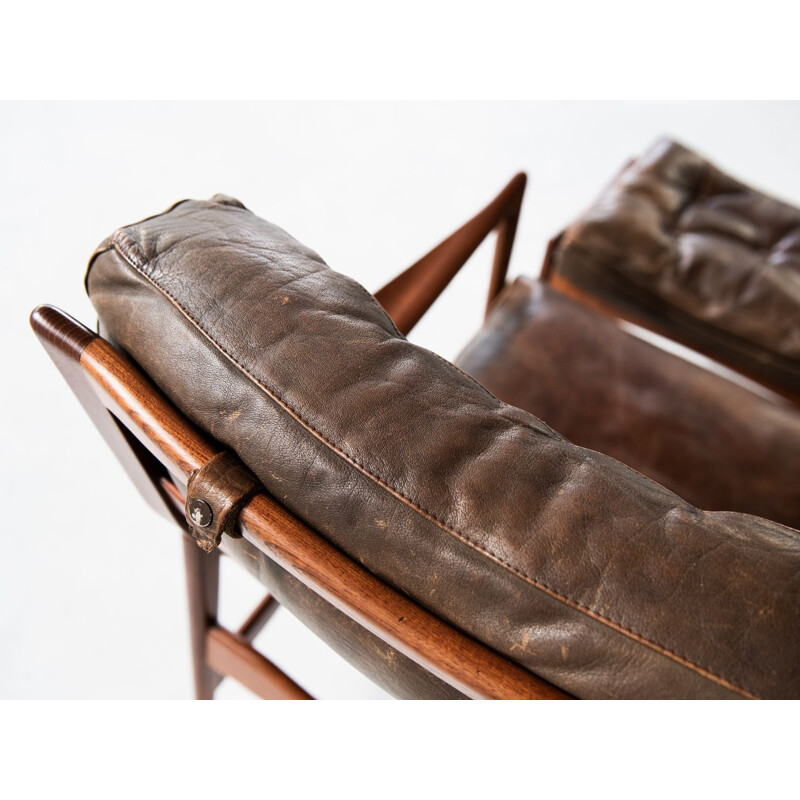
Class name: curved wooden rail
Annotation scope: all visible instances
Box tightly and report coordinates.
[375,173,527,335]
[31,304,569,700]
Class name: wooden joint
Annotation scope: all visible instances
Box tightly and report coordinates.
[185,451,261,552]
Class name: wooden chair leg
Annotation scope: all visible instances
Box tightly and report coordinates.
[183,534,221,699]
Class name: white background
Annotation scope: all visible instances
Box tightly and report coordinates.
[3,101,800,700]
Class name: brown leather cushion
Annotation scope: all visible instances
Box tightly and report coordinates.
[86,195,800,699]
[548,139,800,393]
[456,278,800,530]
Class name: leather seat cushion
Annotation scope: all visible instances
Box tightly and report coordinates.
[456,278,800,530]
[86,195,800,699]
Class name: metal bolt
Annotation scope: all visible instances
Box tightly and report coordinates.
[188,498,213,528]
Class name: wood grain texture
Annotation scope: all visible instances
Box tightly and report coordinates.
[30,305,183,523]
[183,534,222,699]
[34,304,570,700]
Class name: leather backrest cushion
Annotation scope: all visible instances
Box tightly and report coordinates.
[86,195,800,699]
[553,138,800,360]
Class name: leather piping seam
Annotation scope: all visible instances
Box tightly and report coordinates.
[103,239,758,700]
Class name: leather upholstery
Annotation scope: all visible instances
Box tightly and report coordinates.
[547,139,800,393]
[185,451,261,552]
[222,536,466,699]
[86,195,800,699]
[456,278,800,530]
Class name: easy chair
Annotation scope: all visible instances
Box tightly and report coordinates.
[32,173,800,699]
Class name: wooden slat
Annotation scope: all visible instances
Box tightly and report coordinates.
[238,594,280,643]
[206,627,312,700]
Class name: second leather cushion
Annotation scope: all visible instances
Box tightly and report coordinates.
[456,278,800,530]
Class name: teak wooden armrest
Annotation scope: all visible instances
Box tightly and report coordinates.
[31,304,569,700]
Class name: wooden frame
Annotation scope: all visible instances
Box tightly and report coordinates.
[30,303,568,700]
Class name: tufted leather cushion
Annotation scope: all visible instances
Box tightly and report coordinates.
[456,278,800,529]
[548,139,800,395]
[86,195,800,699]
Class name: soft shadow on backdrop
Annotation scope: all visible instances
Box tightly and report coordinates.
[3,101,799,698]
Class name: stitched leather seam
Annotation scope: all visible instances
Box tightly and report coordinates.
[106,240,757,699]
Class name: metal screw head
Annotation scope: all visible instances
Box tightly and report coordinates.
[188,498,213,528]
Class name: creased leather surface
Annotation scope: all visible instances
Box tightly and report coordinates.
[551,138,800,370]
[86,195,800,699]
[457,279,800,530]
